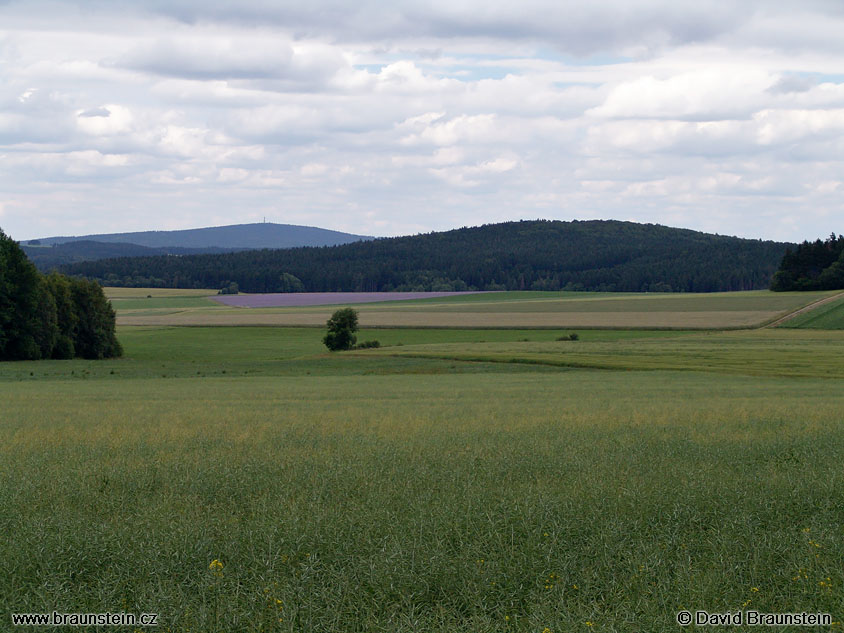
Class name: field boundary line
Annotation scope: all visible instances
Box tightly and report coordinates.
[762,291,844,328]
[370,350,837,378]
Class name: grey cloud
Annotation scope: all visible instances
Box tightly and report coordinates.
[10,0,753,54]
[404,1,751,56]
[113,34,351,93]
[78,106,111,117]
[8,1,844,58]
[767,74,815,94]
[116,37,295,79]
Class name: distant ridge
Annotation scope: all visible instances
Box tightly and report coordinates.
[62,219,794,293]
[33,222,374,250]
[22,240,243,271]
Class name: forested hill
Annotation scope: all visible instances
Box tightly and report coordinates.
[60,220,792,293]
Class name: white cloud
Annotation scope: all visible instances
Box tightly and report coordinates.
[2,0,844,242]
[589,67,775,121]
[300,163,329,177]
[754,108,844,145]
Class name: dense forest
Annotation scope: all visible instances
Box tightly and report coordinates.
[61,220,791,294]
[0,228,121,361]
[770,233,844,291]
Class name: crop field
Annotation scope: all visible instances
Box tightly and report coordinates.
[779,294,844,330]
[3,301,844,632]
[105,287,220,298]
[366,329,844,378]
[112,289,836,330]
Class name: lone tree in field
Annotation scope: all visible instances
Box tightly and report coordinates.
[323,307,358,351]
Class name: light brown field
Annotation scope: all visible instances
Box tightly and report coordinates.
[104,287,219,298]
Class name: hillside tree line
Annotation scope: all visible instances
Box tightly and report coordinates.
[0,228,121,361]
[61,220,791,294]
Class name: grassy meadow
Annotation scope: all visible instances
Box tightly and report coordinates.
[779,294,844,330]
[3,290,844,632]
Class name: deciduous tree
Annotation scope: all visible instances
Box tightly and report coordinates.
[323,307,358,351]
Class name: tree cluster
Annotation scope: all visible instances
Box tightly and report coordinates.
[770,233,844,291]
[61,220,791,294]
[0,228,122,361]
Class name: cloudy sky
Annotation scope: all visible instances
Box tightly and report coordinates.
[2,0,843,242]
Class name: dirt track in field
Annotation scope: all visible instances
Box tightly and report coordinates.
[763,291,844,328]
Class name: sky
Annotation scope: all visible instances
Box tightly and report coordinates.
[1,1,843,242]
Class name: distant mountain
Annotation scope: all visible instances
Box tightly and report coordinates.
[32,222,374,250]
[22,240,242,271]
[62,220,794,293]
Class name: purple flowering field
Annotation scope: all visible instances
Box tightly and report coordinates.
[211,291,489,308]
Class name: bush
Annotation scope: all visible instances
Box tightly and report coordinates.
[556,332,579,341]
[323,308,359,351]
[355,340,380,349]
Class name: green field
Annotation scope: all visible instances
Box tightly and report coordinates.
[3,291,844,632]
[779,295,844,330]
[109,296,221,311]
[366,329,844,378]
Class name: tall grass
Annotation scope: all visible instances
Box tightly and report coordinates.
[2,328,843,631]
[374,329,844,378]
